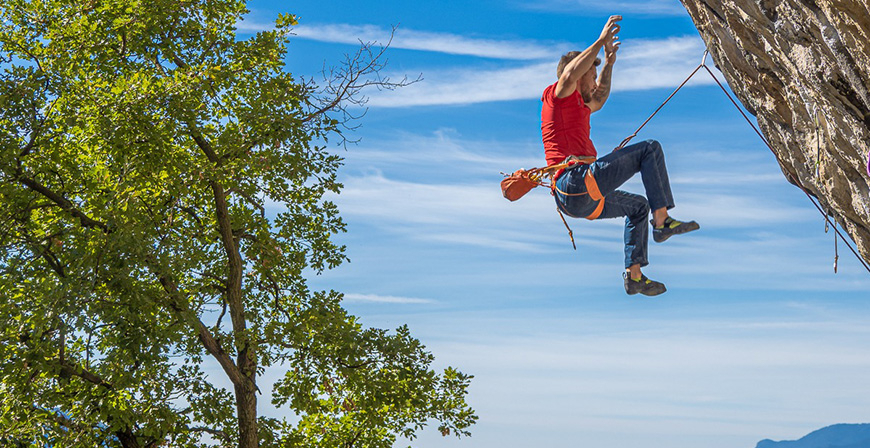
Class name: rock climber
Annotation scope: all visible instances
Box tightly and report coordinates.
[542,15,700,296]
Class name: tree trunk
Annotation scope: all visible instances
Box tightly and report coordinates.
[235,384,258,448]
[116,429,142,448]
[236,348,258,448]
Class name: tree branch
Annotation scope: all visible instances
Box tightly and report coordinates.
[151,266,247,388]
[189,426,231,444]
[16,175,110,233]
[21,232,67,278]
[346,430,364,448]
[303,28,418,128]
[189,129,220,164]
[187,129,252,382]
[58,360,114,390]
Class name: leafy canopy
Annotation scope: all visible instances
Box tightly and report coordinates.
[0,1,476,447]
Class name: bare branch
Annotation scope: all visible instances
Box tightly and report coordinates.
[303,26,420,136]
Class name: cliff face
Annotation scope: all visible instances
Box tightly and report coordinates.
[680,0,870,264]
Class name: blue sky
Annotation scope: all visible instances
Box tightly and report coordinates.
[239,1,870,447]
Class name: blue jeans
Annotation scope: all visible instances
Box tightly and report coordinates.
[554,139,675,268]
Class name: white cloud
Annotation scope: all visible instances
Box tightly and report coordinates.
[367,62,555,107]
[328,170,817,268]
[336,128,543,172]
[368,306,870,448]
[233,19,277,34]
[235,21,564,60]
[367,36,715,107]
[343,293,434,304]
[671,173,784,185]
[518,0,688,16]
[614,36,717,90]
[294,24,565,60]
[236,16,716,107]
[330,172,626,253]
[311,130,821,273]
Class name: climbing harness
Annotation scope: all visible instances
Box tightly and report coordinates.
[502,50,870,274]
[502,157,587,201]
[500,155,598,249]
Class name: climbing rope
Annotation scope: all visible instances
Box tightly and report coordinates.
[814,105,840,273]
[619,51,870,274]
[615,53,710,151]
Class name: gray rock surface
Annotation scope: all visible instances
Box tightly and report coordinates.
[680,0,870,264]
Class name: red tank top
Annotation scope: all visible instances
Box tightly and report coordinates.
[541,82,596,173]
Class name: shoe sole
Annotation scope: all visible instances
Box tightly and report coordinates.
[653,222,700,243]
[640,286,667,296]
[625,285,667,296]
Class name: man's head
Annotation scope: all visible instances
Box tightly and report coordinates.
[557,51,600,102]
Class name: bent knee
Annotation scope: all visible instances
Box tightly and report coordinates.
[638,200,651,216]
[645,139,663,153]
[627,196,650,218]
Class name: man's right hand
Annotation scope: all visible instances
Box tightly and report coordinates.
[599,15,622,51]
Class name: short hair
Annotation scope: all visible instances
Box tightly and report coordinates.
[556,51,601,78]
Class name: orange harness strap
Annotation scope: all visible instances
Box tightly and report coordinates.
[550,159,604,249]
[553,168,605,220]
[584,170,605,220]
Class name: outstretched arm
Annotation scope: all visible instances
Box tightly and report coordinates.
[554,15,622,99]
[587,39,619,112]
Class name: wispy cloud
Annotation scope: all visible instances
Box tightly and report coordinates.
[328,172,625,253]
[236,21,564,60]
[343,293,434,304]
[295,24,565,60]
[320,131,813,249]
[300,125,869,288]
[368,62,555,107]
[367,36,714,107]
[336,128,543,172]
[236,17,714,107]
[376,303,870,448]
[517,0,688,16]
[327,170,815,262]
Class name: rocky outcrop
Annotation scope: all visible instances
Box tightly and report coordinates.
[680,0,870,264]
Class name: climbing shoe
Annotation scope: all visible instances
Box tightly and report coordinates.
[651,216,700,243]
[623,273,667,296]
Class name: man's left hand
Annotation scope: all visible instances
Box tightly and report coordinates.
[605,39,620,65]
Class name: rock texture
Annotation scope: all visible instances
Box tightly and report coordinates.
[680,0,870,265]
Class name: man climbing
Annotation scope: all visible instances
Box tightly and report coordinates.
[542,15,699,296]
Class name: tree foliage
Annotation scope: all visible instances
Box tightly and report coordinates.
[0,1,475,447]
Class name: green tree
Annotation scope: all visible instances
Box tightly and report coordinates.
[0,1,476,447]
